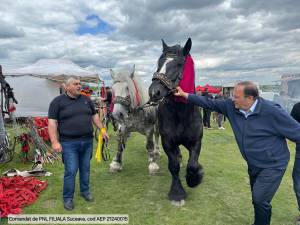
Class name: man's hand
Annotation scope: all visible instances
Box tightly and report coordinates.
[101,129,109,141]
[174,86,189,99]
[52,142,62,153]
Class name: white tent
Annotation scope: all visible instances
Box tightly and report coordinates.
[3,59,100,117]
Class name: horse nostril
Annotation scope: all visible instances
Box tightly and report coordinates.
[154,90,160,98]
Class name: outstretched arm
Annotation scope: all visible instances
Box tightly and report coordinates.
[174,87,228,115]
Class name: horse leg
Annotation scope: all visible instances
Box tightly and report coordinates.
[162,139,186,206]
[146,128,159,175]
[109,133,128,173]
[153,121,161,159]
[185,140,204,188]
[109,112,118,132]
[178,150,183,167]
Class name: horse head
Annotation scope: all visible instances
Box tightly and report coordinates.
[149,38,192,102]
[110,65,144,125]
[110,68,132,124]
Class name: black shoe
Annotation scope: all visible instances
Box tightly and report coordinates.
[81,193,94,202]
[64,200,74,211]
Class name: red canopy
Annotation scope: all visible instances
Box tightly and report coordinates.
[195,84,221,94]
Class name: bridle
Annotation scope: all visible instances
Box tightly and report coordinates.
[152,72,176,93]
[112,81,134,115]
[114,95,131,108]
[136,53,186,110]
[149,53,185,103]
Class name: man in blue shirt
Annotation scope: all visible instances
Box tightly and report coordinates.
[175,81,300,225]
[291,102,300,224]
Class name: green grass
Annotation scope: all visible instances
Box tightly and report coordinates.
[0,121,298,225]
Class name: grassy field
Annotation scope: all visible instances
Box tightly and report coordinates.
[0,121,298,225]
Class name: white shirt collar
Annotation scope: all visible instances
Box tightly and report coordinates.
[249,99,258,113]
[239,99,258,118]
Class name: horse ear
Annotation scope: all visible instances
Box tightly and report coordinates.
[110,69,116,80]
[162,39,168,51]
[130,65,135,78]
[183,37,192,56]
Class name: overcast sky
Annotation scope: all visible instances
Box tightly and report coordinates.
[1,0,300,85]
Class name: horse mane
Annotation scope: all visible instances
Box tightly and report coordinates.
[126,72,149,108]
[113,70,149,108]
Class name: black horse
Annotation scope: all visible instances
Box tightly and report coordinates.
[148,38,203,205]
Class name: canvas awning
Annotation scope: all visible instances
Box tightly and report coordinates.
[2,59,103,117]
[4,59,101,83]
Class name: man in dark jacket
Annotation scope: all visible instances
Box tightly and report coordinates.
[175,81,300,225]
[291,102,300,224]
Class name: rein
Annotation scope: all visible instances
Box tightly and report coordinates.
[136,92,174,110]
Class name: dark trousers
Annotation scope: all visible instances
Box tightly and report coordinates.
[248,166,286,225]
[217,113,223,127]
[293,156,300,210]
[203,109,211,128]
[61,139,93,201]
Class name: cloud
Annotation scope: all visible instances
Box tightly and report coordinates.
[0,0,300,85]
[0,20,25,38]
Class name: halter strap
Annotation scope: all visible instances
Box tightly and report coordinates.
[152,72,175,90]
[114,96,131,107]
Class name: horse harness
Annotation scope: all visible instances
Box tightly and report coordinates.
[114,95,131,108]
[152,53,185,94]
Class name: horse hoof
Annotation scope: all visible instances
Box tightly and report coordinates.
[171,200,185,207]
[148,162,159,175]
[109,161,123,173]
[186,166,204,188]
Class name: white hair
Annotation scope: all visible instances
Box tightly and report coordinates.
[64,76,80,86]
